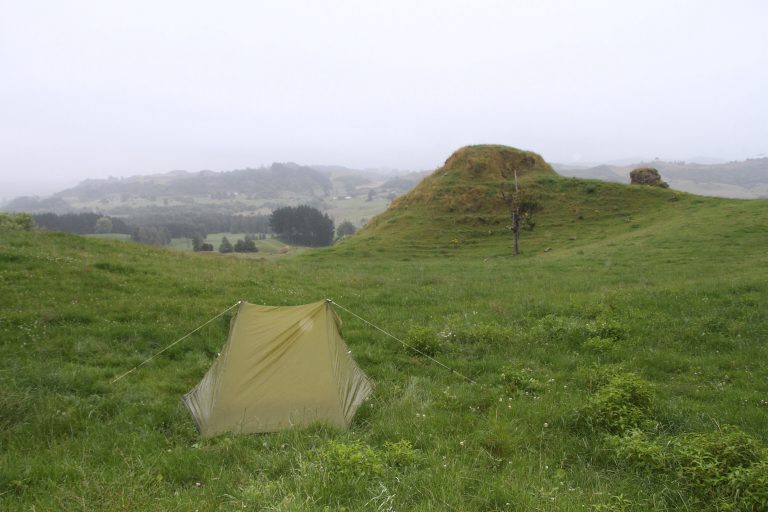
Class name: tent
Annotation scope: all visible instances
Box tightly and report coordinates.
[182,300,373,437]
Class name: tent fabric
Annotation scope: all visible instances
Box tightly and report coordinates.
[182,300,373,437]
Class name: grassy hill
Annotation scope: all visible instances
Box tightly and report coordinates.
[1,145,767,510]
[345,145,721,259]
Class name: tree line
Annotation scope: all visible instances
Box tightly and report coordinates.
[31,212,270,238]
[33,213,131,235]
[30,206,345,249]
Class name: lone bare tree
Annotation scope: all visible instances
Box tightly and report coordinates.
[500,167,539,256]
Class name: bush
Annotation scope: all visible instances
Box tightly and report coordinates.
[530,314,628,347]
[609,427,768,510]
[583,336,618,353]
[0,213,34,231]
[316,439,417,478]
[580,373,654,434]
[381,440,417,467]
[336,221,357,239]
[447,320,515,346]
[499,366,542,395]
[317,440,384,479]
[403,326,441,357]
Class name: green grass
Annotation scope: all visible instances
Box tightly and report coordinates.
[85,233,131,241]
[325,196,390,226]
[85,232,313,259]
[1,176,768,511]
[166,233,306,259]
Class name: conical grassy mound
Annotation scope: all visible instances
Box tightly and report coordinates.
[388,144,555,214]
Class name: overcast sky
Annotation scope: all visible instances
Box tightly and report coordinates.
[1,0,766,197]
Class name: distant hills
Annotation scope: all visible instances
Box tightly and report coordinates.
[553,158,768,199]
[1,163,429,218]
[2,155,765,219]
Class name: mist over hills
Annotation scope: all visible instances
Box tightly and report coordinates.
[553,158,768,199]
[2,155,765,218]
[1,163,429,217]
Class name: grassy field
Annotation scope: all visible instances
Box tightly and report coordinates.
[1,165,768,511]
[85,233,131,242]
[167,233,307,259]
[85,231,308,261]
[67,193,391,228]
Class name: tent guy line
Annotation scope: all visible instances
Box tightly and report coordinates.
[110,300,242,384]
[110,298,476,387]
[327,299,477,385]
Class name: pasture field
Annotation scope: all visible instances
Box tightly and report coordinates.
[86,232,302,259]
[1,190,767,510]
[181,233,307,259]
[85,233,131,242]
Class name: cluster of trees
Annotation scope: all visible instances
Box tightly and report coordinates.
[216,235,259,253]
[129,213,270,239]
[197,234,262,253]
[0,213,35,231]
[131,225,171,246]
[26,207,352,250]
[28,211,271,243]
[269,205,334,247]
[193,239,214,251]
[32,213,130,235]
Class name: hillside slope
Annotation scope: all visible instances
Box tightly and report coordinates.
[346,145,734,257]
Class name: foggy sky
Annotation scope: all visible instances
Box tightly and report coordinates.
[1,0,766,198]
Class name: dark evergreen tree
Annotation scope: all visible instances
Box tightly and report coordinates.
[131,225,170,245]
[336,221,357,238]
[32,212,130,234]
[219,236,234,253]
[269,205,334,246]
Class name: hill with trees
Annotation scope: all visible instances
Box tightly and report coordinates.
[0,163,425,219]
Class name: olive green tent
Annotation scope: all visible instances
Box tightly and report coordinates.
[183,300,373,437]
